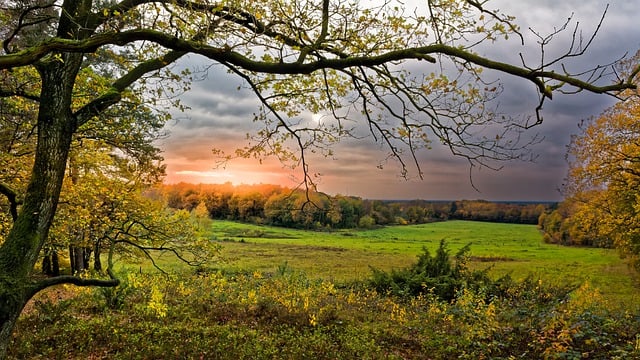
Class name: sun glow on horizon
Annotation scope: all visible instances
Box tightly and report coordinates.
[164,168,299,187]
[175,170,234,178]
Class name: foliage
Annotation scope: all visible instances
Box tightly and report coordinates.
[9,267,640,359]
[9,222,640,358]
[539,50,640,265]
[366,239,569,304]
[369,240,471,300]
[161,182,553,229]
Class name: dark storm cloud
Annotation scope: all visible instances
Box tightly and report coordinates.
[159,1,639,200]
[453,0,639,200]
[159,61,265,165]
[169,62,261,131]
[184,90,258,119]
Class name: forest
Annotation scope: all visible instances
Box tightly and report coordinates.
[159,182,552,228]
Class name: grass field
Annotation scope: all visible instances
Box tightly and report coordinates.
[12,219,640,359]
[163,220,640,305]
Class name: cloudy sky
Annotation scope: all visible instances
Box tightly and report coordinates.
[156,0,639,201]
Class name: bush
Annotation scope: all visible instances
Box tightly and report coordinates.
[358,215,376,229]
[369,239,477,301]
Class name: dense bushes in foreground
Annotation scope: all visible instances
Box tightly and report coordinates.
[9,263,640,359]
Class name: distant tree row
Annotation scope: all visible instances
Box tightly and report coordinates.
[159,182,552,229]
[448,200,548,224]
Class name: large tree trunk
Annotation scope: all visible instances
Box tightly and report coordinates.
[0,51,82,357]
[0,288,24,360]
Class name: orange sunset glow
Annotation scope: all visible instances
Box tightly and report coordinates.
[162,158,298,187]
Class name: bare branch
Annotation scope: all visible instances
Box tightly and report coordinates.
[221,62,318,196]
[0,88,40,102]
[465,0,524,45]
[113,238,205,269]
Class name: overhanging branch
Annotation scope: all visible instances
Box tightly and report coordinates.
[28,276,120,300]
[0,30,634,97]
[73,49,188,126]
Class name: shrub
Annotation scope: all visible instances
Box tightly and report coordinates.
[358,215,376,229]
[369,239,478,300]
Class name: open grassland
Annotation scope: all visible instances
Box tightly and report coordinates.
[203,220,638,305]
[10,220,640,359]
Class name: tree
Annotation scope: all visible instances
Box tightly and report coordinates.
[0,0,637,356]
[47,138,212,275]
[559,51,640,261]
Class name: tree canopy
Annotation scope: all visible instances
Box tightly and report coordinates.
[539,51,640,263]
[0,0,637,357]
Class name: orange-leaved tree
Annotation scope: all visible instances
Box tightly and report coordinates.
[558,51,640,263]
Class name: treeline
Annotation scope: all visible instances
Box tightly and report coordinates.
[158,182,553,229]
[448,199,548,224]
[537,200,614,248]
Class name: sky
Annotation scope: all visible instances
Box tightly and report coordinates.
[156,0,639,201]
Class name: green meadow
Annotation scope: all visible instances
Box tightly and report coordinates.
[204,220,638,304]
[11,220,640,359]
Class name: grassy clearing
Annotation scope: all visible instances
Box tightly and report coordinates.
[201,220,638,305]
[10,220,640,359]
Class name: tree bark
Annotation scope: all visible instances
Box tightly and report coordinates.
[42,250,61,276]
[42,253,52,276]
[83,247,92,271]
[0,49,83,358]
[94,241,102,272]
[0,281,24,359]
[52,252,60,276]
[69,245,76,274]
[74,247,85,274]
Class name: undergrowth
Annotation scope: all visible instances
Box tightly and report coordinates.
[9,249,640,359]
